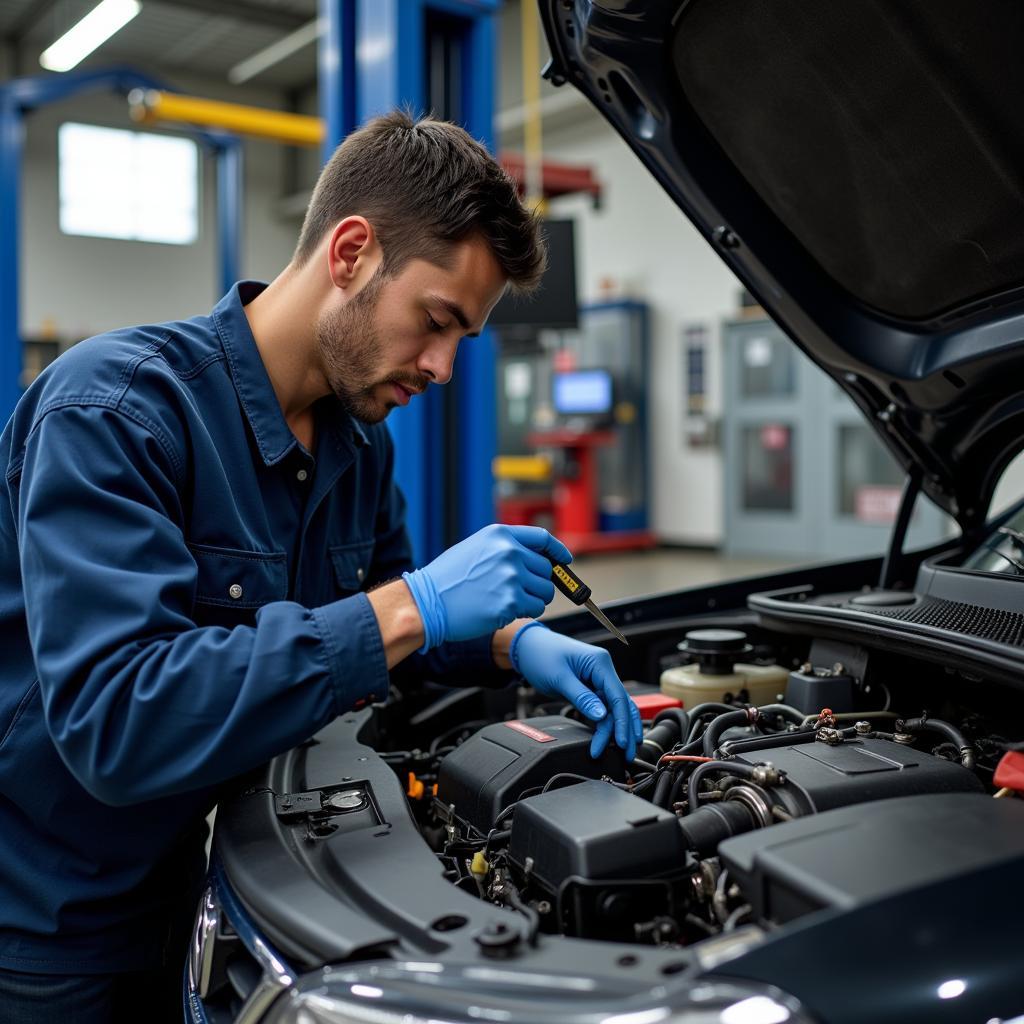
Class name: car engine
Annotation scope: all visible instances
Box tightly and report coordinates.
[384,625,1024,950]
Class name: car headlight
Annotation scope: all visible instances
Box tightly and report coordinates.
[262,961,815,1024]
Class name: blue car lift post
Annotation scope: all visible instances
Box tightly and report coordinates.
[318,0,501,563]
[0,67,243,424]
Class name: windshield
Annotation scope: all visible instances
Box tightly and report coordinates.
[962,505,1024,575]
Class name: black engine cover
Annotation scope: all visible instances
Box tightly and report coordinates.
[720,792,1024,924]
[508,780,690,891]
[436,717,626,834]
[732,735,984,813]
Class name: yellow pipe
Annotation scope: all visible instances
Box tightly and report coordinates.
[128,89,324,147]
[520,0,546,214]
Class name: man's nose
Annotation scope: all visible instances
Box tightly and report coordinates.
[417,336,458,385]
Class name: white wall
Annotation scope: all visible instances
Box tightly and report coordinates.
[19,74,300,341]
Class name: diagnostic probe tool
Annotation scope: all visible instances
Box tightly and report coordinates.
[549,561,629,645]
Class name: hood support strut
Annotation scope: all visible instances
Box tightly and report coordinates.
[879,466,923,591]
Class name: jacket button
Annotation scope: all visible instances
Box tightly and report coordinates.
[296,469,308,482]
[356,567,365,582]
[228,583,243,600]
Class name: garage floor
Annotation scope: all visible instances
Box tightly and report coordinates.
[544,546,801,611]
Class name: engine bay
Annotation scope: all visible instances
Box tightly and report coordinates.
[201,557,1024,1024]
[378,610,1024,953]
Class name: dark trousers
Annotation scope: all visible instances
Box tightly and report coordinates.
[0,961,186,1023]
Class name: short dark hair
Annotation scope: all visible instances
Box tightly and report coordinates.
[294,110,547,294]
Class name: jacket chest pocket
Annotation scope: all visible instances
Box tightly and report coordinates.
[329,539,375,598]
[188,542,288,627]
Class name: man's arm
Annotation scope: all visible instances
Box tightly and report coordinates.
[491,617,533,670]
[365,579,425,668]
[19,405,391,807]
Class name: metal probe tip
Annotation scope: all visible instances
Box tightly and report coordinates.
[584,598,629,645]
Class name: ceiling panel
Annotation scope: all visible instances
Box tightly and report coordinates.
[2,0,318,89]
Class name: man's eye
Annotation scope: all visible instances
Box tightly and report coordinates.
[427,314,447,332]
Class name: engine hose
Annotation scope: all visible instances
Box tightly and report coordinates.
[506,886,540,946]
[687,702,740,723]
[654,707,691,744]
[640,709,690,760]
[653,769,675,809]
[667,760,705,807]
[687,760,760,814]
[898,716,976,769]
[703,709,759,757]
[755,703,807,726]
[718,729,817,757]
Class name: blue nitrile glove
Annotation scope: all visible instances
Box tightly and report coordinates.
[403,524,572,651]
[509,621,643,762]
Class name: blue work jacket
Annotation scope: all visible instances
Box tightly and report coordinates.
[0,282,504,974]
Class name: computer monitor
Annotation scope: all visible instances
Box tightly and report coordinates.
[553,369,613,417]
[489,220,579,330]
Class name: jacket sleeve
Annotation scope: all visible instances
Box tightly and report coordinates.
[17,404,389,807]
[364,430,515,690]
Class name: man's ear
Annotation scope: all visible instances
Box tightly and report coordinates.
[326,216,379,289]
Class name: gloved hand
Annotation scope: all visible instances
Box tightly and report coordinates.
[403,524,572,650]
[509,621,643,762]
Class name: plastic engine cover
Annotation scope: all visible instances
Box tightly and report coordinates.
[731,735,984,812]
[508,779,690,892]
[436,717,626,834]
[720,792,1024,924]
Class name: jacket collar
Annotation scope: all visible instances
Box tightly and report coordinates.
[212,281,368,465]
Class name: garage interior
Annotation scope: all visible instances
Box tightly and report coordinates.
[5,3,1024,1023]
[10,0,1020,592]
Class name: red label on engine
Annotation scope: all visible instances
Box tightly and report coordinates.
[503,720,557,743]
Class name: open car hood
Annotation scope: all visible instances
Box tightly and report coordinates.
[540,0,1024,531]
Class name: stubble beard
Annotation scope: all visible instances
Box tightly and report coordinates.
[315,271,393,424]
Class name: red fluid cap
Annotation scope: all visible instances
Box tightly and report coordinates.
[633,693,684,721]
[994,751,1024,791]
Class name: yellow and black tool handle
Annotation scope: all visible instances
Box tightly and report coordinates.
[550,561,591,607]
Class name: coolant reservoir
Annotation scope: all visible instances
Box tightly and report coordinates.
[660,628,788,706]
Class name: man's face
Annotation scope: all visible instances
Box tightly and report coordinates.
[315,234,507,424]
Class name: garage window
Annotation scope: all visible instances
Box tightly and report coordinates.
[58,122,198,245]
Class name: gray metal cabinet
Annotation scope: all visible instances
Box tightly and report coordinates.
[722,318,948,560]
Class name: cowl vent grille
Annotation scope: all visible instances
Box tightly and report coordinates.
[854,597,1024,647]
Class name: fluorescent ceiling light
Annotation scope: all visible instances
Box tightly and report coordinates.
[40,0,142,73]
[228,17,321,85]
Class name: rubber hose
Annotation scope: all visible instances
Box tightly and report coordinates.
[703,710,754,757]
[899,716,975,768]
[677,800,757,857]
[653,707,691,742]
[755,703,807,726]
[640,716,684,760]
[718,729,817,757]
[653,769,675,809]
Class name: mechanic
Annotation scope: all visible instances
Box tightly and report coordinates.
[0,110,642,1022]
